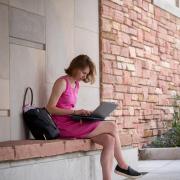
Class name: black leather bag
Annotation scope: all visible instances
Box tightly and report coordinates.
[22,87,60,140]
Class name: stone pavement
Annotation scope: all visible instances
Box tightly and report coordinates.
[123,160,180,180]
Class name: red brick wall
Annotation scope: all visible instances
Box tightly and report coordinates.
[99,0,180,147]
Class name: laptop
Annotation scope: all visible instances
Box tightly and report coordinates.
[70,101,118,121]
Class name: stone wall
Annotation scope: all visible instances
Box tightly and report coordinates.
[100,0,180,147]
[0,0,46,141]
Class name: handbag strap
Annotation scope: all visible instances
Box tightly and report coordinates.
[23,87,33,108]
[23,87,33,140]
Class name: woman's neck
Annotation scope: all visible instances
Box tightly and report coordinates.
[66,75,76,83]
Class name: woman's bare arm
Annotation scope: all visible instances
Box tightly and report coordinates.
[46,79,74,115]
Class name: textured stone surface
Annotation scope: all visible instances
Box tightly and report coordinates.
[0,110,9,116]
[0,138,139,163]
[74,27,99,88]
[0,0,8,5]
[45,0,74,84]
[10,37,45,50]
[0,117,10,142]
[0,3,9,79]
[0,79,9,109]
[139,148,180,160]
[74,0,99,33]
[45,0,100,113]
[9,7,45,43]
[0,143,137,180]
[9,0,45,16]
[76,85,100,110]
[10,44,45,140]
[100,0,180,147]
[0,139,102,162]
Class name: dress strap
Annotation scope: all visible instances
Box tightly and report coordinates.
[75,80,79,90]
[59,75,79,91]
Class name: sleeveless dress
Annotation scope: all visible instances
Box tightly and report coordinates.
[51,75,101,139]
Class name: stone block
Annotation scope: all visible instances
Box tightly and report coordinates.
[0,0,8,5]
[74,27,99,88]
[74,0,98,33]
[9,7,45,43]
[0,4,9,79]
[0,79,9,109]
[45,0,74,83]
[76,86,100,110]
[139,148,180,160]
[0,117,10,141]
[9,0,45,16]
[10,44,45,140]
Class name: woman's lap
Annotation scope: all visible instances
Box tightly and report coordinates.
[53,116,115,139]
[54,117,101,138]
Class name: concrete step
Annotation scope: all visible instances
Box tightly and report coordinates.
[139,147,180,160]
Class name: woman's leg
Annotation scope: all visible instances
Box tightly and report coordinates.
[113,130,128,169]
[85,121,128,169]
[90,133,115,180]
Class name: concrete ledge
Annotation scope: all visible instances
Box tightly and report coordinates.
[139,147,180,160]
[0,147,138,180]
[0,139,102,162]
[0,132,137,162]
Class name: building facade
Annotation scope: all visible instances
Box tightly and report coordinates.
[0,0,180,148]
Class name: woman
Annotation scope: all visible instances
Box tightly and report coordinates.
[46,54,142,180]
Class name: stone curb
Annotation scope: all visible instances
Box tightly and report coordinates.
[139,147,180,160]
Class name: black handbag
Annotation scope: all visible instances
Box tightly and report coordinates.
[22,87,60,140]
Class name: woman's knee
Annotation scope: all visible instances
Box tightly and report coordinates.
[101,134,115,148]
[85,121,118,138]
[107,121,118,136]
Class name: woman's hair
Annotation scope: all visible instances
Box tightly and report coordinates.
[64,54,96,84]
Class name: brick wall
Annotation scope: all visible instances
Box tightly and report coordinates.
[99,0,180,147]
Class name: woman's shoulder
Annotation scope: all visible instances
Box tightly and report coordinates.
[56,75,66,82]
[53,76,67,90]
[58,74,67,79]
[56,75,69,83]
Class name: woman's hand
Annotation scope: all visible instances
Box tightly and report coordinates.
[75,109,92,116]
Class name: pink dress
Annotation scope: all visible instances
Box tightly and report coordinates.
[51,75,100,139]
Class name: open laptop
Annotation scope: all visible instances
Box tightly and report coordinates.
[70,101,118,121]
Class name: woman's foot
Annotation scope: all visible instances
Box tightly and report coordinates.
[114,164,142,179]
